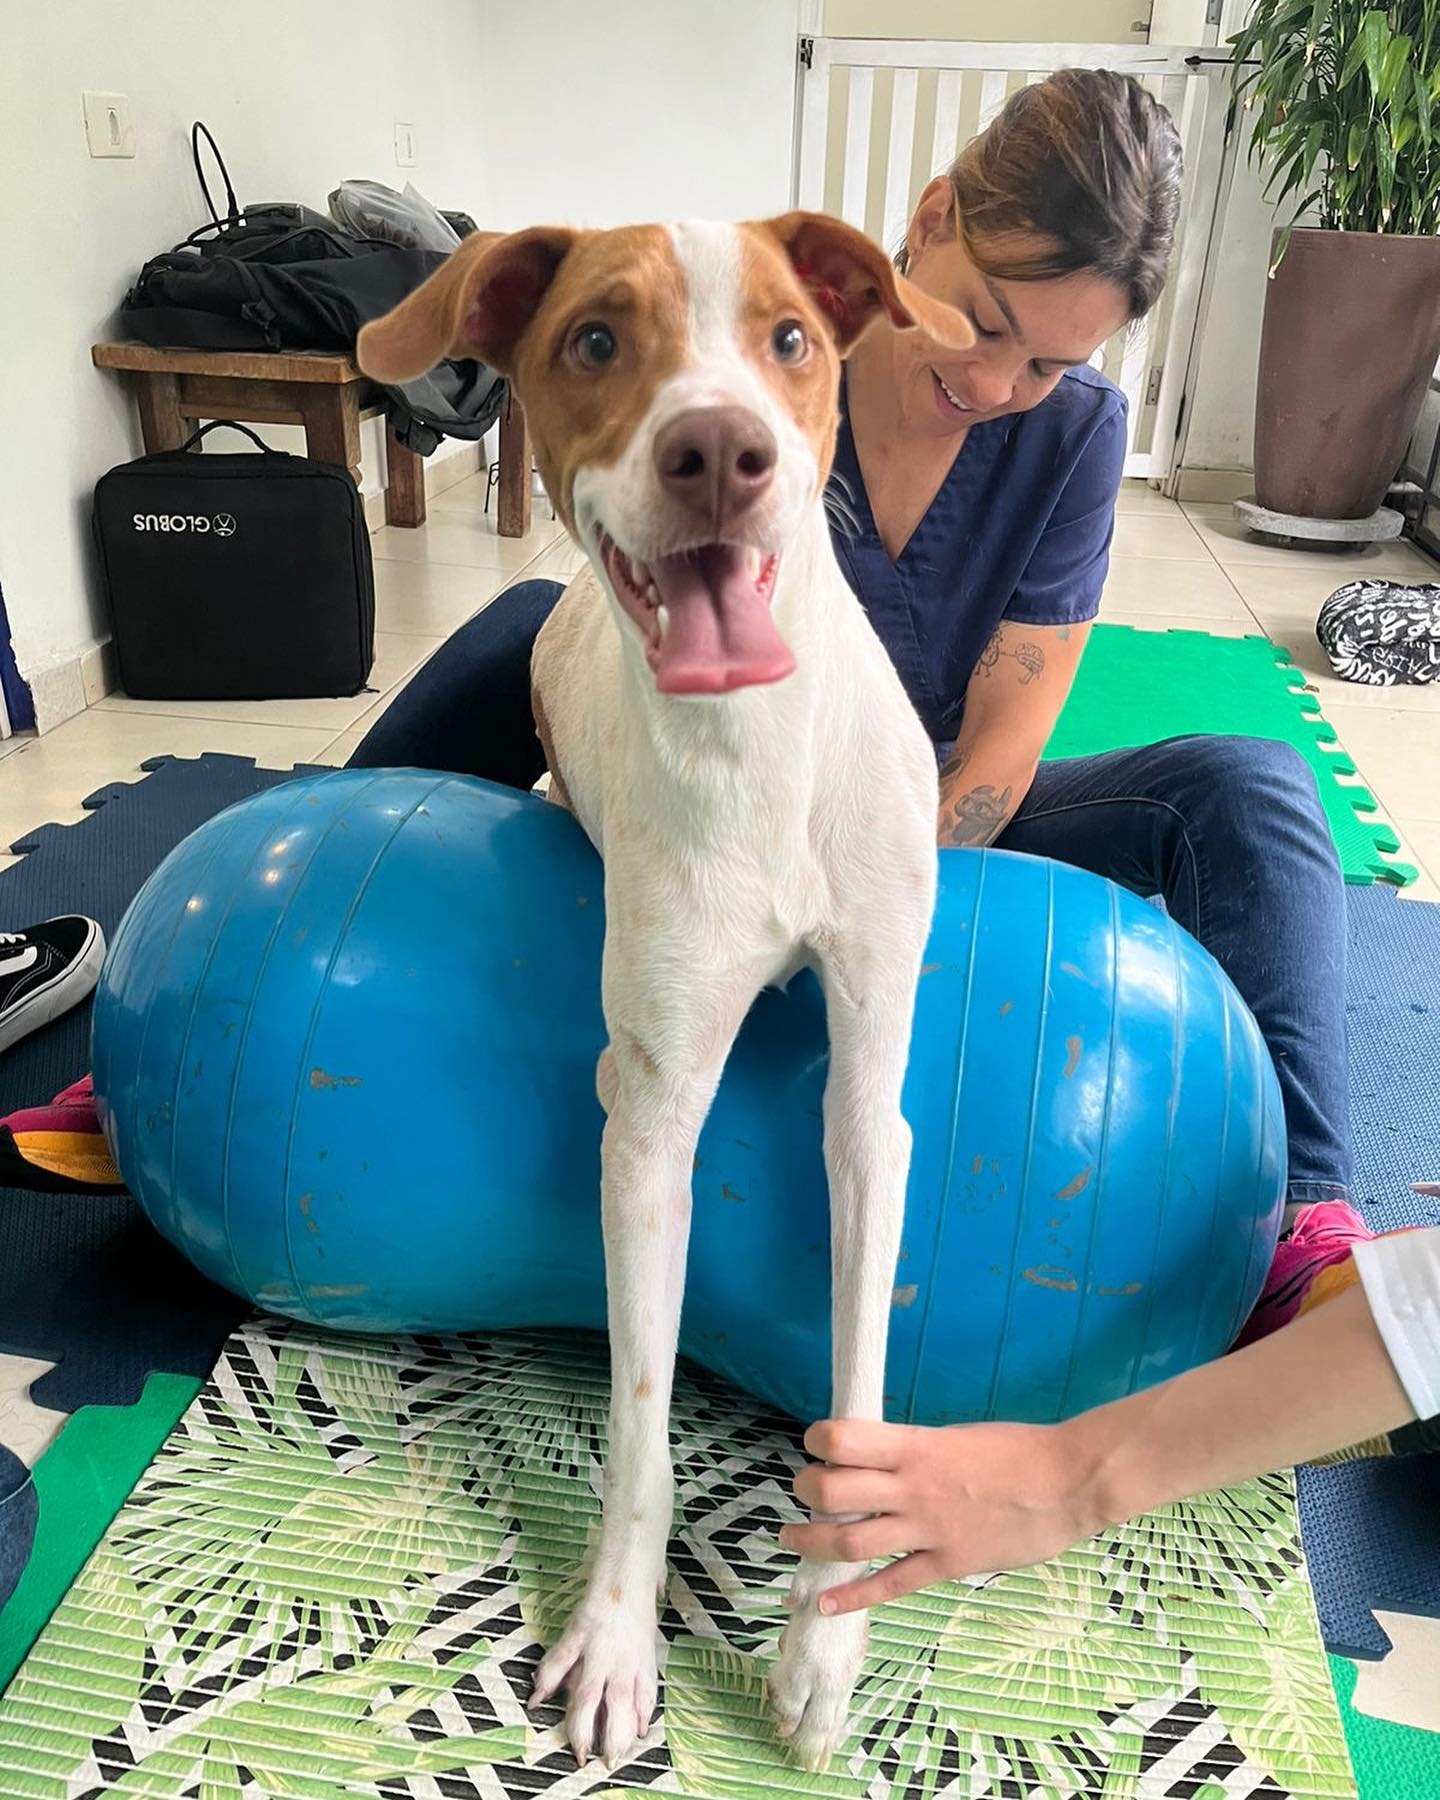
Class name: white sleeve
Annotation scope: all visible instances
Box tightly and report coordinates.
[1352,1225,1440,1422]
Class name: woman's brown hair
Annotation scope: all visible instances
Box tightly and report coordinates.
[901,68,1183,322]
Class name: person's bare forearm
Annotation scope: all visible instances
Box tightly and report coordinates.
[936,742,1037,848]
[788,1275,1421,1614]
[1076,1282,1416,1527]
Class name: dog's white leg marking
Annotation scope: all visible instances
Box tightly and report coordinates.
[533,951,762,1768]
[767,935,921,1769]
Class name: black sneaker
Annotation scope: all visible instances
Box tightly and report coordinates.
[0,917,106,1055]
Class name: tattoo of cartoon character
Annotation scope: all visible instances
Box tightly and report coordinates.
[977,629,1046,685]
[938,782,1015,849]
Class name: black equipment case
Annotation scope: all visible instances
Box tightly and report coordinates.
[93,422,375,701]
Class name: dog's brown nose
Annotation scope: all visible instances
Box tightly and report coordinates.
[654,407,776,529]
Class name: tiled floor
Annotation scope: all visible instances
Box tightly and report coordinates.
[2,477,1440,1733]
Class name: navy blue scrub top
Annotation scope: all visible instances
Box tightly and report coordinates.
[826,364,1127,756]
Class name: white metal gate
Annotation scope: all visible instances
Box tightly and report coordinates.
[792,37,1239,482]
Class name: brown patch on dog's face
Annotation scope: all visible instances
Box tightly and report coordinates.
[738,212,980,491]
[507,228,689,533]
[735,226,846,494]
[359,224,690,535]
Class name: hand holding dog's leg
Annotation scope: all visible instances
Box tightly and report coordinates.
[768,955,917,1770]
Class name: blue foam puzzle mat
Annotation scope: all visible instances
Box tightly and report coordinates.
[1299,884,1440,1659]
[0,756,324,1411]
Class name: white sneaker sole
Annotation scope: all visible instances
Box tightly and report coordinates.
[0,920,107,1057]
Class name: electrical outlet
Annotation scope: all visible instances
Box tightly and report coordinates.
[393,121,417,168]
[83,91,135,158]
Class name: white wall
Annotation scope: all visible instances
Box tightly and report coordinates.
[471,0,802,230]
[823,0,1147,40]
[1146,0,1217,43]
[0,0,490,721]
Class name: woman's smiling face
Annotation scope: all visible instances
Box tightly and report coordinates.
[893,178,1132,439]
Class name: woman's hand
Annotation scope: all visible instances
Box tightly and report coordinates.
[783,1280,1419,1617]
[781,1416,1111,1615]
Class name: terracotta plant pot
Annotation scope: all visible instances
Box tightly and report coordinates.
[1254,228,1440,520]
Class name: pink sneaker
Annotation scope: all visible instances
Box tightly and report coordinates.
[1235,1200,1376,1349]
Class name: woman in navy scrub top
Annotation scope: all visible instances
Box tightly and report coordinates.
[353,78,1359,1376]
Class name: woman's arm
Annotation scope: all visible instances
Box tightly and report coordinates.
[783,1275,1417,1615]
[937,619,1090,848]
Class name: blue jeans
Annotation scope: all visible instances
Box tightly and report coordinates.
[352,580,1352,1203]
[0,1443,37,1612]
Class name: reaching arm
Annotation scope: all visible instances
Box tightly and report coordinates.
[937,619,1090,848]
[784,1272,1420,1615]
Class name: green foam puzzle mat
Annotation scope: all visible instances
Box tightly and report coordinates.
[0,1319,1355,1799]
[1329,1655,1440,1800]
[1050,626,1415,888]
[0,1372,200,1694]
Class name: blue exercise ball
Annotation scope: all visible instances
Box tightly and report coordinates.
[92,768,1284,1426]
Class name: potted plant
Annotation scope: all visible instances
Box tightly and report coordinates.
[1230,1,1440,520]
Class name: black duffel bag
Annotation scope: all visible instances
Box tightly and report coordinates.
[93,423,375,702]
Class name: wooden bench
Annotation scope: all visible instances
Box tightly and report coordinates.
[91,343,533,536]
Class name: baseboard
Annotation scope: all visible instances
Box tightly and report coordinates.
[1171,467,1254,504]
[362,442,483,533]
[24,651,91,734]
[81,640,118,709]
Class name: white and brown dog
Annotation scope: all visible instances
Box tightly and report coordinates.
[359,213,972,1770]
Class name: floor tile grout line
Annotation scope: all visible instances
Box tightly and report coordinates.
[79,706,400,735]
[369,553,552,577]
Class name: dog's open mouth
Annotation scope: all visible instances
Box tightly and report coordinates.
[596,533,794,695]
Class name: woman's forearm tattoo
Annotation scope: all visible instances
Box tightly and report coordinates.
[939,743,973,783]
[938,781,1014,848]
[978,629,1046,685]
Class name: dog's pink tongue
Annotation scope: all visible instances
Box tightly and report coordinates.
[648,546,794,694]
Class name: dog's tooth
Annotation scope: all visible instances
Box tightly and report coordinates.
[656,604,670,639]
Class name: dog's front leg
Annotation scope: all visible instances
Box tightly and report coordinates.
[768,943,920,1770]
[533,963,757,1768]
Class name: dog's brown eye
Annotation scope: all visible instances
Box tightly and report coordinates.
[572,323,618,370]
[772,320,808,364]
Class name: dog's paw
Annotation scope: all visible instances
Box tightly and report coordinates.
[766,1609,867,1771]
[530,1602,659,1770]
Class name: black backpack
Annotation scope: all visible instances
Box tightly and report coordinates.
[119,124,506,453]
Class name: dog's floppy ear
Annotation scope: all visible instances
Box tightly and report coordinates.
[759,211,975,357]
[357,226,579,384]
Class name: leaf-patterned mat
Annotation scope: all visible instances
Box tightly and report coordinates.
[0,1320,1354,1800]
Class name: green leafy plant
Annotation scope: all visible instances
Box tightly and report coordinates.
[1230,0,1440,239]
